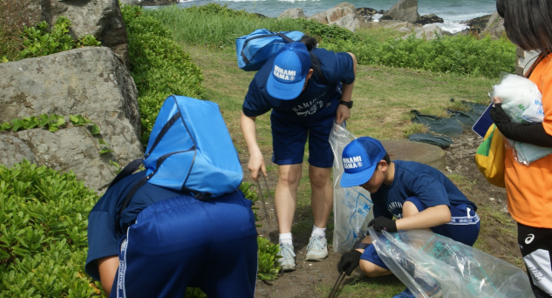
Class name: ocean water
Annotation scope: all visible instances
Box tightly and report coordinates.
[166,0,497,33]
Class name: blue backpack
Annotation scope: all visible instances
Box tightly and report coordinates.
[109,95,243,222]
[236,29,305,71]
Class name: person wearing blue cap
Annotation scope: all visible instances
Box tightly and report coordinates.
[241,36,357,271]
[336,136,480,298]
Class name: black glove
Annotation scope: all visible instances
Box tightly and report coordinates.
[368,216,397,233]
[490,103,552,147]
[337,250,361,276]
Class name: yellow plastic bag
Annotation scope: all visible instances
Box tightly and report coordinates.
[475,124,505,188]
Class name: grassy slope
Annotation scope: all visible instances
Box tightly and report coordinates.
[183,45,503,297]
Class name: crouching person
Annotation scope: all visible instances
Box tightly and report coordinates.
[85,96,258,298]
[336,137,480,298]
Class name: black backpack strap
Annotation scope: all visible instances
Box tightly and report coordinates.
[276,32,295,43]
[116,173,151,234]
[310,52,329,85]
[108,158,144,189]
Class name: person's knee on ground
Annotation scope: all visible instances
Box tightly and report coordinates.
[359,259,392,278]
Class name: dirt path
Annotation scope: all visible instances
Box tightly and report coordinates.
[250,130,521,298]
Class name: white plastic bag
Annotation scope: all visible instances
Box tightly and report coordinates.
[368,228,535,298]
[492,73,552,164]
[492,73,542,123]
[329,122,373,253]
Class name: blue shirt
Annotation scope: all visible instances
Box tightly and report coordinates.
[243,48,355,118]
[85,171,191,281]
[371,161,477,219]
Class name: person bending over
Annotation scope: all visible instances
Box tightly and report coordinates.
[85,174,257,297]
[241,35,357,271]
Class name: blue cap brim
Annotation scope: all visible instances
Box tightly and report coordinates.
[339,163,377,188]
[266,74,305,100]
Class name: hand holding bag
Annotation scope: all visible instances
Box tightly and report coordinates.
[475,124,506,188]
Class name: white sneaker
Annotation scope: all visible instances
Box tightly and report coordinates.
[277,243,296,271]
[306,236,328,261]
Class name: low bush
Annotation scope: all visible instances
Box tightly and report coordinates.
[121,4,205,144]
[146,3,516,78]
[2,15,100,62]
[0,160,101,297]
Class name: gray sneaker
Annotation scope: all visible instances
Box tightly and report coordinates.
[277,243,296,271]
[306,236,328,261]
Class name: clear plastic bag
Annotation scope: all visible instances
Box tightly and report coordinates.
[492,73,551,165]
[368,228,535,298]
[329,122,373,253]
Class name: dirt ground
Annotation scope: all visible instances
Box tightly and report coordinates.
[246,130,521,298]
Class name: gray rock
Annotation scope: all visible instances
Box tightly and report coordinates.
[309,3,359,32]
[278,8,305,19]
[5,0,129,67]
[383,0,420,23]
[481,11,506,40]
[0,47,143,192]
[403,24,443,40]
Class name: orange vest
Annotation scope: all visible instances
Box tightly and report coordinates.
[504,54,552,228]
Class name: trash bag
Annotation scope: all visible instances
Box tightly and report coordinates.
[368,228,534,298]
[411,110,464,137]
[492,73,552,164]
[408,133,453,149]
[329,122,373,253]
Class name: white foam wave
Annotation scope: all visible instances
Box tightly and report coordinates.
[276,0,319,2]
[426,22,469,34]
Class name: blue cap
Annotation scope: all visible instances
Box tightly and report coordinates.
[340,137,387,188]
[267,42,311,100]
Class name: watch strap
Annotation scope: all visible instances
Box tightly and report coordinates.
[339,100,353,108]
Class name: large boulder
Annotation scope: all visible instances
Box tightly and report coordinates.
[140,0,178,6]
[309,2,360,32]
[461,14,492,34]
[278,8,305,19]
[481,11,506,39]
[383,0,420,23]
[4,0,129,67]
[416,14,444,26]
[403,24,443,40]
[0,47,143,192]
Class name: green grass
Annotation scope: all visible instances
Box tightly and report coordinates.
[177,42,498,298]
[138,6,514,296]
[316,275,405,297]
[144,4,515,78]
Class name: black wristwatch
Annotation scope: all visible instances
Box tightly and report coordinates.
[353,242,369,250]
[339,100,353,109]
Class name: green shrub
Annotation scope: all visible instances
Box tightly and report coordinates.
[257,237,281,280]
[146,4,515,78]
[0,160,101,297]
[121,4,205,144]
[145,4,355,49]
[14,17,101,61]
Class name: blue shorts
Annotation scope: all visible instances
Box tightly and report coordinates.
[361,197,480,270]
[111,192,258,298]
[270,99,338,168]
